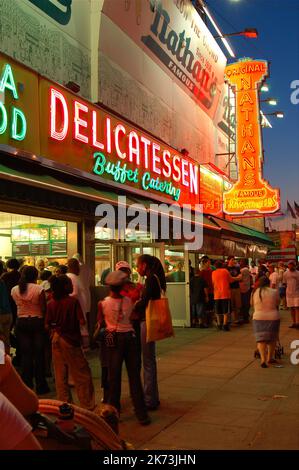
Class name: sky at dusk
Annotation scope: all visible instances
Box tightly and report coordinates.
[206,0,299,210]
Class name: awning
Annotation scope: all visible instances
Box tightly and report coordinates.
[209,215,273,246]
[0,159,134,207]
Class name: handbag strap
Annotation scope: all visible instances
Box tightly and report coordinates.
[154,274,166,297]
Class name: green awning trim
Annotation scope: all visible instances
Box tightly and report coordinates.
[210,215,273,245]
[0,161,130,206]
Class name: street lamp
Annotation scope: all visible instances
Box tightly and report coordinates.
[263,111,284,119]
[213,28,258,39]
[260,98,278,106]
[261,84,270,92]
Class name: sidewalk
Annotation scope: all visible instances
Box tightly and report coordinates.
[44,311,299,450]
[88,311,299,450]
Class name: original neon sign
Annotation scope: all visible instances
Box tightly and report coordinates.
[49,87,199,203]
[0,64,27,141]
[223,59,280,215]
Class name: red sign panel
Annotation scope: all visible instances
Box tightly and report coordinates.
[39,80,200,207]
[200,167,224,216]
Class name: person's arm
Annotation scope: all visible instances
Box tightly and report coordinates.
[76,299,86,326]
[204,287,209,303]
[39,289,47,316]
[0,392,41,450]
[97,301,105,327]
[0,356,38,417]
[13,432,42,450]
[0,281,11,314]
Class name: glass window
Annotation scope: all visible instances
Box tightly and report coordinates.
[165,248,185,283]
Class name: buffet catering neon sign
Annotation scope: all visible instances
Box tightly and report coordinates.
[223,59,280,215]
[0,64,27,141]
[49,87,199,202]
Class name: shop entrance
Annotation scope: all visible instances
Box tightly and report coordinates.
[165,246,191,327]
[95,241,163,285]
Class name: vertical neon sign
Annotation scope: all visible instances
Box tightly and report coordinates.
[223,59,280,215]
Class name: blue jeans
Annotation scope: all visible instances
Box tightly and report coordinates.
[140,321,159,408]
[107,331,148,421]
[191,303,205,321]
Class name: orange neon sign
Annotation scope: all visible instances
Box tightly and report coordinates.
[223,59,280,215]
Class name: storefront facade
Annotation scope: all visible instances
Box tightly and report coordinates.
[0,50,275,327]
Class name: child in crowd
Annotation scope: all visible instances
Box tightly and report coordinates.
[45,275,95,410]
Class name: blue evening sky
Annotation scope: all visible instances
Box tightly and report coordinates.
[206,0,299,209]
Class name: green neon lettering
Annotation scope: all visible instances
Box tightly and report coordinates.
[0,102,8,134]
[11,107,26,140]
[0,64,18,99]
[93,152,106,175]
[142,172,151,190]
[174,189,181,201]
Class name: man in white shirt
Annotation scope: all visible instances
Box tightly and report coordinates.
[269,264,279,289]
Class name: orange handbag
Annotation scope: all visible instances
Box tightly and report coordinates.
[145,276,174,343]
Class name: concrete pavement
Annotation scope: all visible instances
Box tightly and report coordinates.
[99,311,299,450]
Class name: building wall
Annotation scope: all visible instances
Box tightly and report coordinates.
[0,0,92,98]
[98,0,229,167]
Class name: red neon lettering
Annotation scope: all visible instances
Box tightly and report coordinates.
[74,101,89,144]
[140,136,151,169]
[172,155,181,182]
[50,88,69,141]
[106,118,112,154]
[115,124,126,159]
[162,150,171,178]
[92,110,104,150]
[152,143,161,175]
[129,131,140,165]
[181,159,189,187]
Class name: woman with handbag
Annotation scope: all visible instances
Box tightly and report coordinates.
[98,270,150,426]
[134,255,167,411]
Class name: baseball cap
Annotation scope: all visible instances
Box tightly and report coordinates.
[115,261,131,271]
[105,270,128,286]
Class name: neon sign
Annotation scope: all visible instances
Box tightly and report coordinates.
[223,59,280,215]
[0,64,27,141]
[49,87,199,204]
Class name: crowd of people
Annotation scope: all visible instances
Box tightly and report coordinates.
[189,256,299,331]
[0,252,168,447]
[0,252,299,448]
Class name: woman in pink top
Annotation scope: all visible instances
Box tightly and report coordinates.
[97,270,150,426]
[252,276,280,368]
[11,266,49,394]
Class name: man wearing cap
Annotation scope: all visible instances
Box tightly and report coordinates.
[283,261,299,328]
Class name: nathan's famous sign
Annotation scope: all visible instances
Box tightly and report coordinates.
[223,59,280,215]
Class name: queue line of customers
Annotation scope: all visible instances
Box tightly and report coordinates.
[0,254,165,427]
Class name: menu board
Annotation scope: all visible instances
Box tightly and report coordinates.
[51,242,67,255]
[12,243,30,256]
[31,242,51,256]
[50,227,67,240]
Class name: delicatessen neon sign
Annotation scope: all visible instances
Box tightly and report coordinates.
[49,87,199,205]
